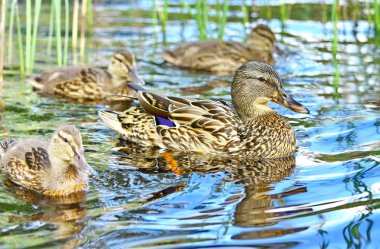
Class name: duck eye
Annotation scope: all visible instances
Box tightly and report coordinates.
[257,77,267,82]
[63,138,68,143]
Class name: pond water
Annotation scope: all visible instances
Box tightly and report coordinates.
[1,1,380,248]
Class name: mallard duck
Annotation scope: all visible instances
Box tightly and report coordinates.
[99,61,309,159]
[0,126,93,196]
[162,24,276,74]
[27,49,145,103]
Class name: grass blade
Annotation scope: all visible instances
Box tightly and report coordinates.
[218,0,229,40]
[63,0,69,66]
[15,4,24,76]
[0,0,7,106]
[7,0,16,65]
[54,0,62,66]
[30,0,42,71]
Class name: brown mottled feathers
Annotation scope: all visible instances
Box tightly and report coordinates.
[3,145,50,192]
[162,41,262,74]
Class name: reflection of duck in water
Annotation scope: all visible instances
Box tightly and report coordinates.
[6,186,88,249]
[232,156,310,240]
[109,148,306,240]
[100,61,309,159]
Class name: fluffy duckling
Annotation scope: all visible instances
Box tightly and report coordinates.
[0,126,93,196]
[162,24,276,75]
[27,50,145,103]
[99,61,309,159]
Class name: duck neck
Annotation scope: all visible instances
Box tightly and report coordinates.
[232,86,273,122]
[111,75,128,88]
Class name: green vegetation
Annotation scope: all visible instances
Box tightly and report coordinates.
[0,0,379,83]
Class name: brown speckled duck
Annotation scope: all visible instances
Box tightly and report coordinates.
[27,50,145,103]
[99,61,309,159]
[162,24,276,75]
[0,126,93,196]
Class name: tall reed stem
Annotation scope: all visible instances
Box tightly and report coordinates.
[7,0,15,65]
[15,4,24,76]
[63,0,69,66]
[72,0,79,65]
[374,0,380,35]
[218,0,229,40]
[331,0,340,96]
[0,0,7,107]
[30,0,42,71]
[80,0,88,65]
[25,0,31,72]
[54,0,62,66]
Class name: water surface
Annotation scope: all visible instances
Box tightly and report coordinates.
[0,1,379,248]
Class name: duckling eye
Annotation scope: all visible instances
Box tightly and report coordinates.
[63,138,69,143]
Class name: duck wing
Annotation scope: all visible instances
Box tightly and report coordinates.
[138,91,242,153]
[2,142,50,191]
[162,41,253,74]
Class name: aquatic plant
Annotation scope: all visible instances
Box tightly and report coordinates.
[0,0,6,105]
[331,0,340,97]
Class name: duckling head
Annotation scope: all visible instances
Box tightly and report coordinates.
[231,61,309,121]
[247,24,276,54]
[48,126,94,177]
[107,49,145,86]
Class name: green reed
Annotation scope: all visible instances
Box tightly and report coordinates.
[47,1,54,56]
[15,3,24,76]
[30,0,41,72]
[53,0,62,66]
[374,0,380,35]
[331,0,340,96]
[217,0,229,40]
[63,0,69,66]
[7,0,15,65]
[0,0,6,101]
[195,0,208,40]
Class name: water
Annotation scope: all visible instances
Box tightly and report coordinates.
[1,1,380,248]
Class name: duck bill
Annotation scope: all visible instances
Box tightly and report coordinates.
[130,68,145,85]
[275,88,309,114]
[79,157,95,176]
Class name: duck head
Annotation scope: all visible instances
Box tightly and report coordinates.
[108,49,145,86]
[231,61,309,121]
[48,125,94,176]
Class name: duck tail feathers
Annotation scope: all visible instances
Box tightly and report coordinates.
[98,111,125,136]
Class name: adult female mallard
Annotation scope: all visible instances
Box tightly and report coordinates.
[99,61,309,159]
[162,24,276,75]
[0,126,93,196]
[27,50,145,103]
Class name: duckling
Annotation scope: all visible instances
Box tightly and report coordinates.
[27,49,145,103]
[162,24,276,75]
[99,61,309,159]
[0,126,93,196]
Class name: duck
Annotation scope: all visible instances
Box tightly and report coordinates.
[162,24,276,75]
[99,61,309,159]
[27,49,145,103]
[0,126,94,196]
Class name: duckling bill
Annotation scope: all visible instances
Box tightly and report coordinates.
[99,61,309,159]
[0,126,93,196]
